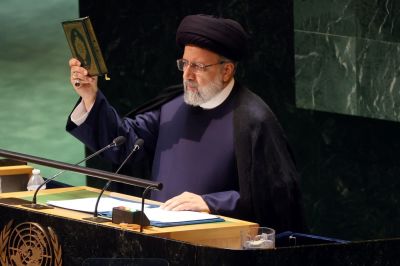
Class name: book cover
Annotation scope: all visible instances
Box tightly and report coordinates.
[62,16,108,76]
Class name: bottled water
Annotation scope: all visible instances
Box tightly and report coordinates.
[27,169,46,191]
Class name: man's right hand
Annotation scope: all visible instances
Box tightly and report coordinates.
[69,58,98,111]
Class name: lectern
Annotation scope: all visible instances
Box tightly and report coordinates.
[1,187,400,265]
[0,186,256,265]
[0,149,399,265]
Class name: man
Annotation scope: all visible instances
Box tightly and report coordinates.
[67,14,306,232]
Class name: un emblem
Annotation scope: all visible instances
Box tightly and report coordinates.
[0,220,62,265]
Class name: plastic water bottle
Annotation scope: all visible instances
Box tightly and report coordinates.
[27,169,46,191]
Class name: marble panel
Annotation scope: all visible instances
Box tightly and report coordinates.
[295,31,357,115]
[296,30,400,122]
[294,0,400,41]
[357,38,400,121]
[294,0,356,35]
[356,0,400,42]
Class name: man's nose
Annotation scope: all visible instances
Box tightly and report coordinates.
[183,66,195,80]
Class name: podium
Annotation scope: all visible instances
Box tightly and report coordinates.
[0,186,256,264]
[1,187,400,265]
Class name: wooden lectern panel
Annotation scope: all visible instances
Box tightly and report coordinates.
[0,186,256,249]
[0,165,33,193]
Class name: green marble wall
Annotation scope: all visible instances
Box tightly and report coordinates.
[0,0,85,186]
[295,0,400,121]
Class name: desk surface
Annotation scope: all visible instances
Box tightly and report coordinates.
[0,186,257,249]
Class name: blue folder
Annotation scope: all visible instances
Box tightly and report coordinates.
[99,207,225,228]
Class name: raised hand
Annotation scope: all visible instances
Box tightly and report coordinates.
[69,58,99,110]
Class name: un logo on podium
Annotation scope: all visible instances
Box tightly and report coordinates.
[0,220,62,265]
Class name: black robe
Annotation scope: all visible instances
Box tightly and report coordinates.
[124,83,307,233]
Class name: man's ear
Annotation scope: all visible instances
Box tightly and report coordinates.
[222,62,235,82]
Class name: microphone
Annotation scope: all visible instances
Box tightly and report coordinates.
[25,136,126,209]
[84,138,144,222]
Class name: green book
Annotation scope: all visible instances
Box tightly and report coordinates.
[62,16,109,77]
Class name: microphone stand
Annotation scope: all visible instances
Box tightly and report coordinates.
[0,148,162,206]
[22,137,126,210]
[84,139,150,226]
[140,186,153,232]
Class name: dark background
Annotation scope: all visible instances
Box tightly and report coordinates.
[80,0,400,241]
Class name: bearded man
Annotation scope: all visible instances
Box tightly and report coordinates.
[66,14,306,232]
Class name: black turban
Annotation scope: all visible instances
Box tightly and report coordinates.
[176,14,248,61]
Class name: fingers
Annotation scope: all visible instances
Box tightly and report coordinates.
[68,58,98,109]
[71,70,87,82]
[71,67,88,80]
[71,71,80,87]
[161,192,210,212]
[69,58,88,87]
[70,67,94,87]
[162,196,185,211]
[71,75,97,89]
[69,58,81,67]
[70,71,83,88]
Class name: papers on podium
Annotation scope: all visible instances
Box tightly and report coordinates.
[47,197,224,227]
[144,208,224,227]
[47,197,149,213]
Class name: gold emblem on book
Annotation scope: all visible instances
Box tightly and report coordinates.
[0,220,62,265]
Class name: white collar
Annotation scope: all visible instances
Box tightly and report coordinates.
[200,78,235,109]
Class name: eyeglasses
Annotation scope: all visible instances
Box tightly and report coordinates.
[176,59,227,73]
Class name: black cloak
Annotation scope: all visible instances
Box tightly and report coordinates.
[125,83,307,233]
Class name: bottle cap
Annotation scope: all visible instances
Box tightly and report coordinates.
[32,169,40,175]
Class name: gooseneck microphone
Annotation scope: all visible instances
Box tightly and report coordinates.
[26,136,126,209]
[86,138,144,222]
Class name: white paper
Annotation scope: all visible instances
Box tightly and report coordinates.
[144,207,218,223]
[47,197,220,224]
[47,197,147,213]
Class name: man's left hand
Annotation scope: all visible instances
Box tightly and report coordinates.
[161,191,210,213]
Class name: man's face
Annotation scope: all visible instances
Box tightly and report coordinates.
[181,46,226,106]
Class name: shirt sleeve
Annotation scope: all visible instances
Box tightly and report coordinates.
[70,101,94,126]
[202,190,240,216]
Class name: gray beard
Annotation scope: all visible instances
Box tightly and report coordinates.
[183,77,224,106]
